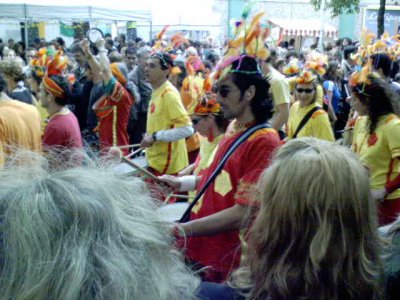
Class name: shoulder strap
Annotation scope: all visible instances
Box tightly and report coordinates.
[293,107,321,139]
[179,122,271,223]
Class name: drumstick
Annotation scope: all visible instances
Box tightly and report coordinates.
[118,144,141,150]
[120,156,161,181]
[124,148,142,159]
[163,193,194,204]
[168,194,195,199]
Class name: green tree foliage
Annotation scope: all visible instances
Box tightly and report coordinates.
[310,0,360,17]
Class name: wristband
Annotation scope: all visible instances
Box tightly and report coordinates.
[152,131,157,141]
[179,175,196,192]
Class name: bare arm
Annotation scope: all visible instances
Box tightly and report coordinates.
[271,103,289,130]
[80,39,102,83]
[179,204,251,237]
[325,90,337,123]
[95,39,113,84]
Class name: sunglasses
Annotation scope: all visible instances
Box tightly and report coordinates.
[296,88,314,94]
[191,118,204,125]
[216,87,240,98]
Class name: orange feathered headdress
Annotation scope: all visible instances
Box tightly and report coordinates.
[212,3,269,81]
[30,46,56,78]
[295,70,317,84]
[42,50,68,99]
[194,98,221,116]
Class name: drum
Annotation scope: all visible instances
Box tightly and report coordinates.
[157,203,190,222]
[113,156,147,176]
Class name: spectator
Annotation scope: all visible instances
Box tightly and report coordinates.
[0,153,199,299]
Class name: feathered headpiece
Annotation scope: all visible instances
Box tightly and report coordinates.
[42,50,68,99]
[304,52,327,76]
[348,59,381,96]
[212,3,270,81]
[294,53,326,84]
[194,98,221,116]
[30,46,56,78]
[283,58,301,76]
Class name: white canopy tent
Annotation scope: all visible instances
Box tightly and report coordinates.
[0,0,152,43]
[0,4,151,22]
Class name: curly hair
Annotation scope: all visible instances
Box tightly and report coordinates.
[0,151,199,300]
[230,56,274,124]
[0,58,24,82]
[231,138,382,300]
[352,74,396,133]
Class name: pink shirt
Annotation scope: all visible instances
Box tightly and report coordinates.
[43,111,83,149]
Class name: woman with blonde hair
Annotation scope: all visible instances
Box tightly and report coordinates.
[0,153,199,300]
[199,138,382,299]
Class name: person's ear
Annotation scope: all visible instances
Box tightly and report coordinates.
[244,85,256,101]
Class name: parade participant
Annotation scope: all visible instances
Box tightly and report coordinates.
[179,98,229,207]
[0,73,41,165]
[260,50,290,137]
[199,138,381,299]
[350,69,400,225]
[40,51,82,150]
[287,70,334,141]
[180,55,207,163]
[140,51,193,175]
[0,58,34,105]
[160,9,281,282]
[0,153,199,300]
[81,39,133,155]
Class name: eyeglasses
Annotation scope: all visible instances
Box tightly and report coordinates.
[191,118,204,125]
[295,88,314,94]
[216,87,240,98]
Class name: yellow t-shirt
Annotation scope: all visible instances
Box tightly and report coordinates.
[287,77,323,106]
[352,114,400,199]
[267,67,290,107]
[287,101,334,141]
[180,75,204,153]
[189,134,224,210]
[0,99,42,165]
[146,81,191,174]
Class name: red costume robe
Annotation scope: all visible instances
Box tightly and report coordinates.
[185,121,281,282]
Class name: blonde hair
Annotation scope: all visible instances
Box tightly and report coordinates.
[0,152,199,300]
[231,138,382,300]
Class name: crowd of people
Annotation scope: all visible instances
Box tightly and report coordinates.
[0,6,399,299]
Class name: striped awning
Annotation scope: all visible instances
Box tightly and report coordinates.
[268,18,338,38]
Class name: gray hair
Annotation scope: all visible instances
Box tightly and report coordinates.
[0,152,199,300]
[136,46,152,59]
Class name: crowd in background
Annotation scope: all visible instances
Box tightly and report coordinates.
[0,26,399,300]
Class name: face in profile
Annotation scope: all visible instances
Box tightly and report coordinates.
[215,75,245,120]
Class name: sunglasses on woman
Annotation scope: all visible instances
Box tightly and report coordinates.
[296,88,314,94]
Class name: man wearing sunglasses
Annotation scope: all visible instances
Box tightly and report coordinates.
[160,56,281,282]
[141,52,193,175]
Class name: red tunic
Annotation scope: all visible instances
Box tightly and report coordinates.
[186,121,281,282]
[43,111,82,149]
[94,79,133,155]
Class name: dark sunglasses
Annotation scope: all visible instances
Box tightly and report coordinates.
[216,87,239,98]
[192,118,204,125]
[296,88,314,94]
